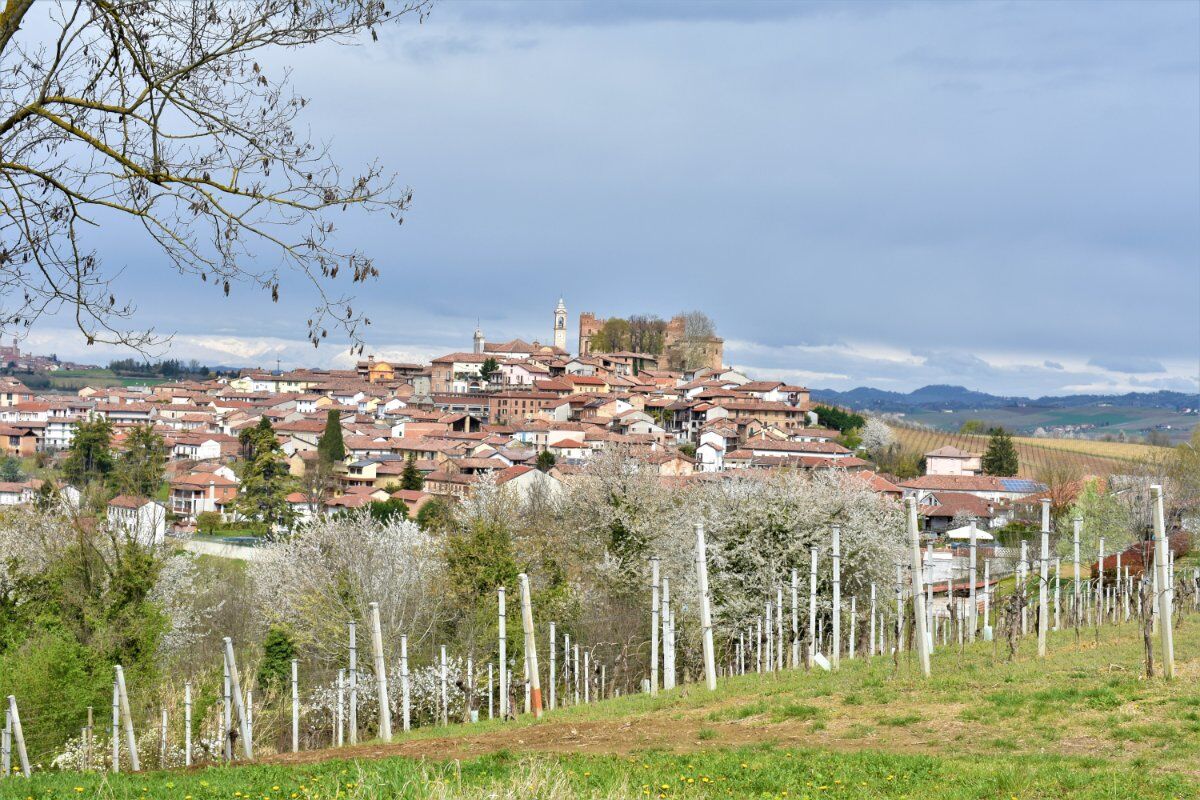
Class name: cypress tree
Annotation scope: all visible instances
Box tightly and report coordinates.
[982,427,1020,476]
[317,409,345,465]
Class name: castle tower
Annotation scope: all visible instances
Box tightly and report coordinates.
[473,324,485,355]
[553,297,568,352]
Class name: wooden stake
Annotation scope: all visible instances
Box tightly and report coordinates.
[5,697,29,778]
[348,620,358,745]
[1152,485,1175,678]
[114,665,140,771]
[498,586,508,719]
[518,573,543,717]
[223,638,253,759]
[368,603,392,740]
[695,522,718,690]
[650,558,660,696]
[290,659,299,753]
[401,635,411,732]
[905,498,931,677]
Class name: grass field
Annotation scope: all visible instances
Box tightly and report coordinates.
[889,424,1168,478]
[8,618,1200,799]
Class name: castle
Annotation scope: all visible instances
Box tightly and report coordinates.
[578,311,724,371]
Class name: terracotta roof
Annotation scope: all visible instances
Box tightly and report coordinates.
[108,494,155,509]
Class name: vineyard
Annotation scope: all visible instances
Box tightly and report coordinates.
[889,424,1165,478]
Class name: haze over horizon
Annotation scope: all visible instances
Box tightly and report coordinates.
[18,0,1200,397]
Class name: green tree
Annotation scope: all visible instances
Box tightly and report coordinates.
[114,423,167,497]
[981,428,1019,476]
[317,409,345,465]
[368,497,409,523]
[480,357,500,383]
[400,454,425,490]
[62,416,115,487]
[536,449,557,472]
[415,497,455,532]
[256,627,298,692]
[234,418,294,534]
[589,318,631,353]
[195,510,222,534]
[959,419,987,434]
[0,456,22,482]
[812,405,865,433]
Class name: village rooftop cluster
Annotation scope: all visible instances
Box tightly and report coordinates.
[0,301,1047,542]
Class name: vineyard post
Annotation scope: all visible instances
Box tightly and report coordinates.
[222,650,231,761]
[849,596,857,659]
[519,573,543,717]
[573,643,580,704]
[832,526,842,670]
[110,680,118,772]
[808,546,818,663]
[549,622,557,708]
[223,638,253,759]
[5,697,28,778]
[336,670,344,746]
[1115,552,1123,623]
[115,665,140,771]
[791,567,800,668]
[563,632,570,706]
[2,706,10,777]
[290,660,299,753]
[895,562,904,652]
[184,682,192,766]
[487,662,494,720]
[662,577,673,689]
[403,633,412,734]
[756,617,763,673]
[440,645,449,725]
[85,706,93,771]
[1073,517,1081,630]
[497,587,508,720]
[1038,499,1050,658]
[906,498,931,678]
[968,520,978,641]
[1152,485,1175,678]
[870,583,877,658]
[368,603,392,741]
[1054,558,1061,630]
[650,558,660,696]
[246,691,252,752]
[348,620,358,745]
[1098,537,1106,631]
[696,520,719,691]
[1020,540,1029,635]
[765,600,773,672]
[583,649,590,703]
[159,707,167,767]
[776,585,784,671]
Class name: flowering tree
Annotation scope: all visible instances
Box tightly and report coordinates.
[859,418,895,456]
[251,511,444,664]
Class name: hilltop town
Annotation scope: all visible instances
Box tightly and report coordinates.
[0,300,1067,544]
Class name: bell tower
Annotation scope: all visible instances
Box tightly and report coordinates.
[553,297,568,351]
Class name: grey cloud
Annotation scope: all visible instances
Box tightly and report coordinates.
[1044,360,1064,370]
[1087,356,1168,374]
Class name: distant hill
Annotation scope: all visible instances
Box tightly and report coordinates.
[810,385,1197,412]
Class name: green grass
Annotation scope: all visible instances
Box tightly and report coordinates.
[3,746,1194,800]
[7,614,1200,798]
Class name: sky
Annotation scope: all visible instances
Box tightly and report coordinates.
[20,0,1200,396]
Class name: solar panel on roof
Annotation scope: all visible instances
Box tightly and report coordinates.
[1001,479,1041,492]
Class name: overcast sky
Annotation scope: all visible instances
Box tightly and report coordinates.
[24,0,1200,396]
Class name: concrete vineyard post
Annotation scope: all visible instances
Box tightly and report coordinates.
[440,645,449,725]
[368,603,392,740]
[1098,537,1106,628]
[222,651,231,761]
[895,563,904,652]
[776,585,784,671]
[246,691,253,751]
[549,622,557,708]
[290,659,299,753]
[849,596,857,659]
[650,558,660,695]
[869,583,877,658]
[114,665,140,771]
[808,547,818,662]
[573,643,580,704]
[336,670,344,745]
[832,526,842,669]
[348,620,358,745]
[519,573,544,717]
[5,697,28,778]
[906,498,931,677]
[159,707,167,767]
[184,681,192,767]
[400,634,410,732]
[791,567,800,668]
[487,662,494,720]
[968,521,978,641]
[765,600,773,672]
[662,577,673,689]
[1152,485,1175,678]
[498,587,508,719]
[1072,518,1081,627]
[2,708,10,777]
[111,680,119,772]
[583,649,590,703]
[695,522,718,691]
[223,638,253,760]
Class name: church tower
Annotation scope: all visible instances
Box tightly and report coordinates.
[553,297,568,352]
[473,323,485,354]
